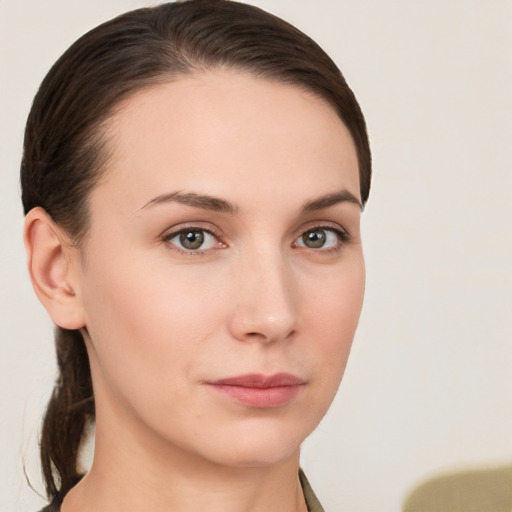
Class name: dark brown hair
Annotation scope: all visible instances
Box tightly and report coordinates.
[21,0,371,501]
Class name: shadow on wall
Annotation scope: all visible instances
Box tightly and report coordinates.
[402,465,512,512]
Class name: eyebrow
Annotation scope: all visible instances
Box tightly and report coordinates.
[141,191,238,214]
[301,190,362,213]
[141,188,361,214]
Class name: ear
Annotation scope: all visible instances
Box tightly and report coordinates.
[23,207,86,330]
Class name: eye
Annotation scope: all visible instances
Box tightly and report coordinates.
[295,227,346,250]
[165,228,220,252]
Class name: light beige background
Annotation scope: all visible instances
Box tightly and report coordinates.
[1,1,511,511]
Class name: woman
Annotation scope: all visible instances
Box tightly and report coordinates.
[22,1,371,510]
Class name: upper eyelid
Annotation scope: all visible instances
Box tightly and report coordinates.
[298,225,348,238]
[164,227,218,240]
[160,222,222,239]
[294,221,349,237]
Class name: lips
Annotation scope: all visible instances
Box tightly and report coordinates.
[206,373,305,408]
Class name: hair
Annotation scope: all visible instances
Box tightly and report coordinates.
[21,0,372,501]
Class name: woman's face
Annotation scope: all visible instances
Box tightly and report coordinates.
[73,70,365,468]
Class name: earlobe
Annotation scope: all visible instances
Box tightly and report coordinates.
[23,207,86,330]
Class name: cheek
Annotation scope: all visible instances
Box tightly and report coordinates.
[79,255,233,438]
[301,255,365,384]
[84,252,256,390]
[81,254,225,362]
[306,251,364,329]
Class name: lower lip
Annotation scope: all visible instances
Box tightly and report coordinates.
[207,383,303,408]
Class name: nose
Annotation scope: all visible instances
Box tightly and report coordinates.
[227,249,298,344]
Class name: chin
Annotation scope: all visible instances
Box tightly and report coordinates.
[190,416,313,469]
[206,441,301,469]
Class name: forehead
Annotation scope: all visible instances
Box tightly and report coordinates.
[97,70,360,210]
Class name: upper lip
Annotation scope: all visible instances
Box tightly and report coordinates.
[208,373,305,388]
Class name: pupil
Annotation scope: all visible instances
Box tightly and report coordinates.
[180,231,204,250]
[304,230,325,248]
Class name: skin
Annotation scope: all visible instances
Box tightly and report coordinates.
[25,70,365,512]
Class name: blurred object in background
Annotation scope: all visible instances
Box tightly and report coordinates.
[403,464,512,512]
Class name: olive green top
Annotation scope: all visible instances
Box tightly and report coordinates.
[300,468,325,512]
[38,469,325,512]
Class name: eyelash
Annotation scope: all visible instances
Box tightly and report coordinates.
[161,223,350,255]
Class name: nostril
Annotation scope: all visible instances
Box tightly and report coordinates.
[243,328,296,344]
[246,331,267,340]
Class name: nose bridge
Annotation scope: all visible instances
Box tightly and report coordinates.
[229,243,298,343]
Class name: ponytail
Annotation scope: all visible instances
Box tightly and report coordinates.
[40,328,94,499]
